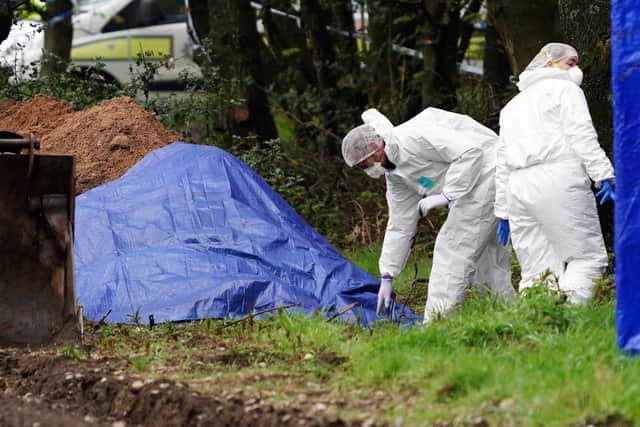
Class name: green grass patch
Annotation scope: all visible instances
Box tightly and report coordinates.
[84,246,633,426]
[346,287,638,426]
[86,288,638,426]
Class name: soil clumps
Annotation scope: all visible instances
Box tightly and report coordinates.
[0,349,353,427]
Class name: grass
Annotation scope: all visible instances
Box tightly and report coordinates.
[343,243,433,315]
[348,288,638,426]
[77,248,636,427]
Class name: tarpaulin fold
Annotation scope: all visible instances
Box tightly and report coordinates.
[74,142,417,325]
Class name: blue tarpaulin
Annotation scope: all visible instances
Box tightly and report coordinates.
[74,142,417,325]
[613,0,640,352]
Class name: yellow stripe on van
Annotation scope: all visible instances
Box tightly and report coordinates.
[72,38,129,60]
[131,37,173,59]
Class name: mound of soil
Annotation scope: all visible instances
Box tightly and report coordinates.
[0,95,180,193]
[0,349,353,427]
[0,99,18,115]
[0,94,75,137]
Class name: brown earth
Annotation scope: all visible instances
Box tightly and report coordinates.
[0,94,75,138]
[0,94,181,193]
[0,99,18,114]
[0,348,354,427]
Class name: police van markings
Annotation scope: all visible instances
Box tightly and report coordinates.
[131,36,174,59]
[71,36,173,61]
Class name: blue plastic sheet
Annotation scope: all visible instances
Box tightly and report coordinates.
[74,142,417,326]
[613,0,640,352]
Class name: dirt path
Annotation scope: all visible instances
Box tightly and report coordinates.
[0,349,355,427]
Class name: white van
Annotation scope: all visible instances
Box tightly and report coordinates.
[0,0,201,86]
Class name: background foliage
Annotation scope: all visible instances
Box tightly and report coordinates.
[0,0,614,249]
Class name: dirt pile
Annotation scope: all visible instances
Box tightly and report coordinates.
[0,99,18,115]
[0,94,75,137]
[0,95,181,193]
[0,349,354,427]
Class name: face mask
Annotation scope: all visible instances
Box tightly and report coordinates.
[364,162,386,179]
[567,66,583,86]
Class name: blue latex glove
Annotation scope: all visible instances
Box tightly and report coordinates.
[497,219,510,246]
[596,179,615,205]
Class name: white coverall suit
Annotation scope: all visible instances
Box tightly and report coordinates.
[364,108,515,321]
[495,68,614,303]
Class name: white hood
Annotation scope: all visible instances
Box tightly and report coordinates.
[361,108,395,143]
[517,67,576,91]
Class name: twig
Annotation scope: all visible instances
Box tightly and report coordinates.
[352,199,371,246]
[93,309,112,331]
[223,303,299,328]
[325,302,358,322]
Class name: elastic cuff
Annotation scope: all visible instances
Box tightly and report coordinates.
[595,176,615,187]
[494,208,508,219]
[381,273,392,280]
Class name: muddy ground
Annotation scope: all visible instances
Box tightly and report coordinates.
[0,347,357,427]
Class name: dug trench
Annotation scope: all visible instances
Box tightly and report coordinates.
[0,348,356,427]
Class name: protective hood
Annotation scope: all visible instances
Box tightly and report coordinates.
[361,108,401,163]
[362,109,395,144]
[517,67,576,91]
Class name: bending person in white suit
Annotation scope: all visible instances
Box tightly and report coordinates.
[342,107,515,323]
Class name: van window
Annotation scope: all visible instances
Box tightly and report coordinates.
[157,0,187,24]
[137,0,165,26]
[75,0,110,8]
[102,0,141,32]
[102,0,185,33]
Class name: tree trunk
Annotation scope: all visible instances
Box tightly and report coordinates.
[324,0,357,71]
[457,0,482,62]
[300,0,335,93]
[367,0,423,120]
[480,22,512,131]
[487,0,561,76]
[205,0,277,140]
[0,0,11,44]
[187,0,208,43]
[558,0,613,245]
[260,0,315,89]
[235,0,278,139]
[366,0,393,103]
[421,0,461,110]
[483,20,511,88]
[41,0,73,78]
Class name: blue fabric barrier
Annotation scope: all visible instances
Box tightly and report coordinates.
[74,142,417,326]
[613,0,640,352]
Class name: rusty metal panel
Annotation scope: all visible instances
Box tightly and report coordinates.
[0,153,79,346]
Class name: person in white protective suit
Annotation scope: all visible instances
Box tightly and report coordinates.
[342,108,515,323]
[495,42,615,304]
